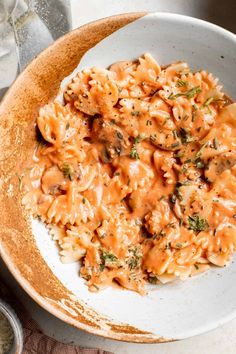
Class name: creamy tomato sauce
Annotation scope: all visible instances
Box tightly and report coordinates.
[23,54,236,293]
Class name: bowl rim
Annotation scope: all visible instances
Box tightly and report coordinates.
[1,11,236,343]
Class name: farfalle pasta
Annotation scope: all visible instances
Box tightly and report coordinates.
[23,53,236,294]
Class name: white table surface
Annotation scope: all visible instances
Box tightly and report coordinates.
[1,1,236,353]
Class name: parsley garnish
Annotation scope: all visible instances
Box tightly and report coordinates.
[188,214,209,232]
[179,128,194,144]
[168,86,202,100]
[62,163,74,180]
[185,86,202,99]
[126,247,142,270]
[203,97,225,107]
[116,131,123,140]
[203,97,214,107]
[130,146,139,160]
[213,138,219,150]
[172,129,179,139]
[176,79,188,87]
[130,134,145,160]
[171,142,180,149]
[196,142,208,158]
[175,243,183,249]
[100,249,118,270]
[134,134,145,144]
[195,158,205,169]
[131,111,140,116]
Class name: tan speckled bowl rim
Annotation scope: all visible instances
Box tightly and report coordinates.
[0,12,177,343]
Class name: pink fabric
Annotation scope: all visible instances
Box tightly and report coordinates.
[0,276,113,354]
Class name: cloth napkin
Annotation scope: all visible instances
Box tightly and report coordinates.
[0,275,113,354]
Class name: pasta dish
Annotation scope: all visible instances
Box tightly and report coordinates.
[23,53,236,294]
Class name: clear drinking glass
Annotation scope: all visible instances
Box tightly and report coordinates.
[0,0,71,98]
[0,0,18,96]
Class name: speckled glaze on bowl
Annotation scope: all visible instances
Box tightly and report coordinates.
[0,12,236,343]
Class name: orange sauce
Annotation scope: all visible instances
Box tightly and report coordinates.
[23,54,236,293]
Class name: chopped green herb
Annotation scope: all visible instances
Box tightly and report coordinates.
[203,97,214,107]
[171,142,180,149]
[179,128,194,144]
[100,249,118,268]
[182,114,189,121]
[82,197,86,204]
[134,134,145,144]
[99,264,105,271]
[175,243,183,249]
[195,158,205,169]
[172,130,179,139]
[174,152,184,158]
[126,246,142,270]
[176,79,188,87]
[116,131,123,140]
[194,264,199,270]
[203,97,225,107]
[213,138,219,150]
[131,111,140,116]
[62,163,74,180]
[168,92,183,100]
[184,159,192,164]
[168,86,202,100]
[184,86,202,99]
[130,134,145,159]
[188,214,209,232]
[130,146,139,160]
[196,142,208,158]
[66,123,70,130]
[163,116,171,125]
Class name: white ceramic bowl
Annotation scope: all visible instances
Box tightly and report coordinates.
[1,12,236,343]
[35,12,236,339]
